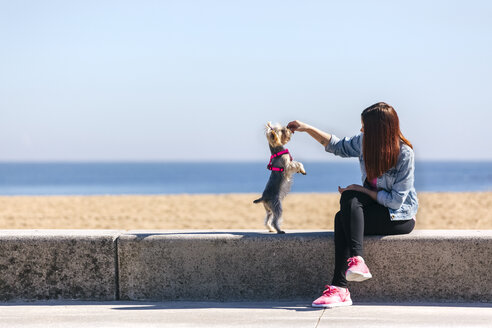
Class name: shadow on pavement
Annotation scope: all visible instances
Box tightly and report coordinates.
[3,301,490,311]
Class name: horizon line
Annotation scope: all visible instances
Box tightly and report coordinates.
[1,159,492,164]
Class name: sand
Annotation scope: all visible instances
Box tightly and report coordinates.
[0,192,491,230]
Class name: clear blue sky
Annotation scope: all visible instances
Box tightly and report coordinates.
[1,0,491,162]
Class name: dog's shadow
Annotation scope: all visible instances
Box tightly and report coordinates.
[121,231,334,241]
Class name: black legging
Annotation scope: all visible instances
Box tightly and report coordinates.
[331,190,415,288]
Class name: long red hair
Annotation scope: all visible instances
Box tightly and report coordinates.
[362,102,412,180]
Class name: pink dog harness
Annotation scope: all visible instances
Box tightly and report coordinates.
[267,149,292,172]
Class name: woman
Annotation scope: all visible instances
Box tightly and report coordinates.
[287,102,418,308]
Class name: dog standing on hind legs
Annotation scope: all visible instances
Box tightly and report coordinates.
[254,122,306,234]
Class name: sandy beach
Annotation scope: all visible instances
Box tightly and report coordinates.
[0,192,490,230]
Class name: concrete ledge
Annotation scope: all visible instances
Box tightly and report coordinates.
[118,230,492,302]
[117,231,332,301]
[1,230,491,302]
[353,230,492,302]
[0,230,120,301]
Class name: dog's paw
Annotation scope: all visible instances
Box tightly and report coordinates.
[276,230,286,234]
[298,163,307,175]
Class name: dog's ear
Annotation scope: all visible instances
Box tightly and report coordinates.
[269,129,280,145]
[281,128,292,144]
[266,122,273,130]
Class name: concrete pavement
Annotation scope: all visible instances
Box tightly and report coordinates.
[1,301,491,328]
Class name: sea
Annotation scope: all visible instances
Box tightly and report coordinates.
[0,161,491,195]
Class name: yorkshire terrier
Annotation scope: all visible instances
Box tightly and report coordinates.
[254,122,306,234]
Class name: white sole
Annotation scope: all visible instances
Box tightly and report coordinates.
[346,270,372,282]
[312,299,353,308]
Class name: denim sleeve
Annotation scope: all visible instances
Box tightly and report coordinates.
[376,147,415,210]
[325,134,362,158]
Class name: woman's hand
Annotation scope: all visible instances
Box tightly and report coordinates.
[338,184,378,201]
[287,120,332,148]
[338,184,365,194]
[287,120,310,133]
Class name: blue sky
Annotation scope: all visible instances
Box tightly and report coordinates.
[1,0,491,162]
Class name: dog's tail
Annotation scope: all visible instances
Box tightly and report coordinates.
[253,197,263,204]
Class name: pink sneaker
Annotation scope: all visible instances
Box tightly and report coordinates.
[346,256,372,282]
[311,285,352,308]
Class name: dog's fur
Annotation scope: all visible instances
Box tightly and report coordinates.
[254,122,306,234]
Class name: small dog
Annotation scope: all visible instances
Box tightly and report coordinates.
[254,122,306,234]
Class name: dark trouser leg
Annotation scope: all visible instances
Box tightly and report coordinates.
[364,210,415,235]
[331,211,349,288]
[339,190,375,257]
[331,190,368,288]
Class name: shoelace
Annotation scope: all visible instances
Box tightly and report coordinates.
[322,285,337,296]
[347,257,360,267]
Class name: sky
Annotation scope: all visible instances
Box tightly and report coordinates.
[1,0,491,162]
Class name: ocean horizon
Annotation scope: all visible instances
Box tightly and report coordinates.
[0,161,491,195]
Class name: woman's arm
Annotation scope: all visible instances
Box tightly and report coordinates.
[288,120,361,158]
[287,120,332,147]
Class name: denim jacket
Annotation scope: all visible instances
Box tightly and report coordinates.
[325,133,418,221]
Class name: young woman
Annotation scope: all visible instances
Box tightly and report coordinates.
[287,102,418,308]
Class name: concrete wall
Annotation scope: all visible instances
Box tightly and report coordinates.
[117,230,492,303]
[117,231,332,301]
[350,230,492,302]
[1,230,491,302]
[0,230,119,301]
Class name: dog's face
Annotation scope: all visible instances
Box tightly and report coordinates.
[265,122,292,147]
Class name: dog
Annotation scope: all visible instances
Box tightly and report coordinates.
[253,122,306,234]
